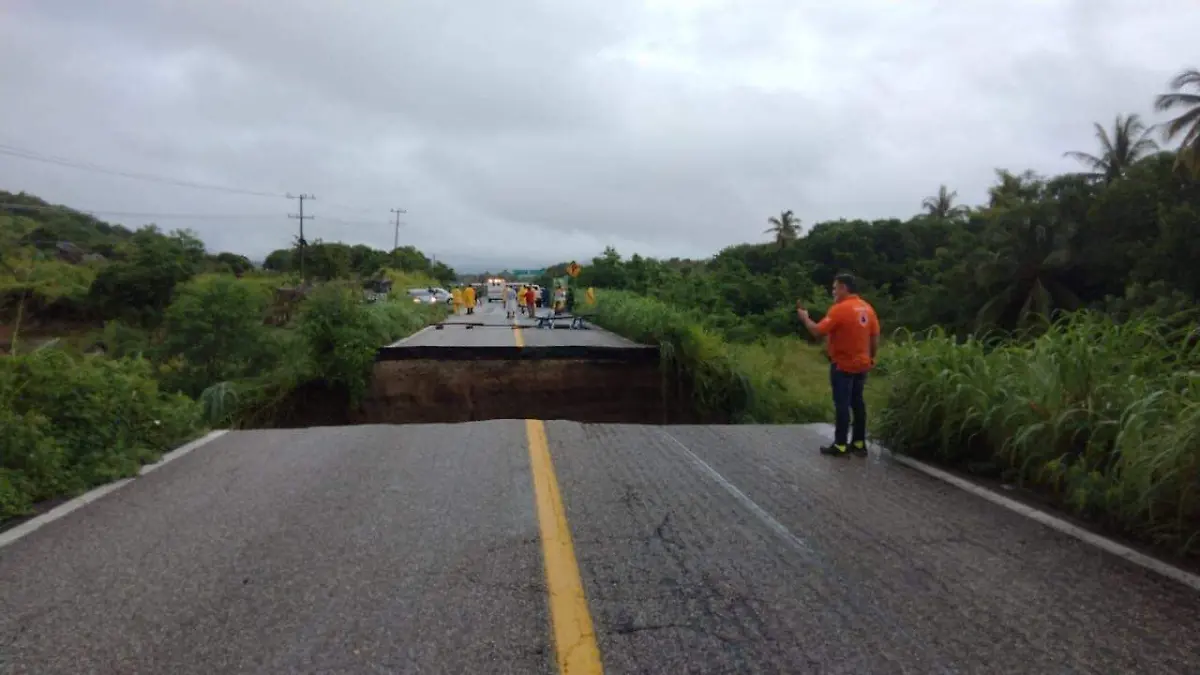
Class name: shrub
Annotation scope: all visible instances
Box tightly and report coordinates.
[0,348,203,522]
[198,283,444,426]
[877,311,1200,555]
[296,283,392,404]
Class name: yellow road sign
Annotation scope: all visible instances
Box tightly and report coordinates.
[567,262,581,277]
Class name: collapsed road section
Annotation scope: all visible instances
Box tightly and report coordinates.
[358,307,680,424]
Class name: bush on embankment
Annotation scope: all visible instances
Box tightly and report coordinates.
[199,282,444,427]
[877,312,1200,556]
[588,290,830,423]
[0,348,203,521]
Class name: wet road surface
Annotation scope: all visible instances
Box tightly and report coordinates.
[389,302,640,350]
[2,305,1199,674]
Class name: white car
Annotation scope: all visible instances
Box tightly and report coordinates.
[486,278,506,303]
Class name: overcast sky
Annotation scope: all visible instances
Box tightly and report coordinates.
[1,1,1196,272]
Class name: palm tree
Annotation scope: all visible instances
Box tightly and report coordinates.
[764,210,800,248]
[1063,113,1159,183]
[974,203,1082,331]
[921,184,967,219]
[1154,67,1200,174]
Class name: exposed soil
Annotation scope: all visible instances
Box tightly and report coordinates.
[364,359,663,424]
[258,355,720,428]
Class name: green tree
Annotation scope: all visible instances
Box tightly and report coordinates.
[209,252,255,276]
[263,248,292,272]
[1064,113,1159,183]
[87,226,204,324]
[987,169,1042,208]
[158,276,274,397]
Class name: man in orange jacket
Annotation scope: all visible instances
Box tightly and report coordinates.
[796,273,880,457]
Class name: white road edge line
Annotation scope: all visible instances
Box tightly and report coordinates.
[661,430,812,555]
[804,423,1200,592]
[892,452,1200,592]
[0,429,229,550]
[386,324,437,347]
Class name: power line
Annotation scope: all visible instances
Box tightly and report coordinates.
[0,202,279,220]
[0,142,400,225]
[287,193,315,282]
[0,201,389,227]
[0,143,286,199]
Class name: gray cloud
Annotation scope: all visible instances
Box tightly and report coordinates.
[2,0,1197,271]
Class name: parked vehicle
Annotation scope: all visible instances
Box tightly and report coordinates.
[407,288,440,305]
[486,278,506,303]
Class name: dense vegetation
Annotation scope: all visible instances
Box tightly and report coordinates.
[564,81,1200,557]
[0,193,448,522]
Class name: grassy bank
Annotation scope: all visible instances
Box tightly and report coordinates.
[588,290,884,422]
[877,313,1200,557]
[0,277,442,524]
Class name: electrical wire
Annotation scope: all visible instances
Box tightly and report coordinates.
[0,202,280,220]
[0,143,287,199]
[0,141,409,221]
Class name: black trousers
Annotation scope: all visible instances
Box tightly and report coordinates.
[830,364,867,446]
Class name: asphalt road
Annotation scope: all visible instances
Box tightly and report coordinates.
[391,302,641,349]
[3,305,1199,674]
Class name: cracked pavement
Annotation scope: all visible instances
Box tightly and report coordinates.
[1,422,1199,674]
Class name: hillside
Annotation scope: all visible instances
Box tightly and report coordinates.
[0,191,456,348]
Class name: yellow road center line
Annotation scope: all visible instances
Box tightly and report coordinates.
[512,314,525,347]
[525,419,604,674]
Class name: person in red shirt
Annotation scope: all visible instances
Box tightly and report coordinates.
[796,273,880,457]
[524,286,537,318]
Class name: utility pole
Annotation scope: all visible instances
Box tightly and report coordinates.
[390,208,407,251]
[287,193,315,282]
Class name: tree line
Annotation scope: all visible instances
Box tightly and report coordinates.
[1,191,457,330]
[560,66,1200,340]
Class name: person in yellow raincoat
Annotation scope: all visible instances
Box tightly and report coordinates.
[553,284,567,315]
[463,284,476,314]
[451,287,464,314]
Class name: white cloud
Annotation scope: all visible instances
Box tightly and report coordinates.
[1,0,1197,271]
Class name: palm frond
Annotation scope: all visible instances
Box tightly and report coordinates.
[1094,121,1115,155]
[1154,92,1200,113]
[1167,67,1200,92]
[1162,106,1200,144]
[1063,150,1106,171]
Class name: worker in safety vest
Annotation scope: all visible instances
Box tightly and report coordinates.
[451,287,464,314]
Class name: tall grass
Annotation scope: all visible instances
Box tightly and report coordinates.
[878,311,1200,555]
[589,291,831,422]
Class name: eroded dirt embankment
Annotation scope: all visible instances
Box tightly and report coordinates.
[361,358,668,423]
[264,352,716,427]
